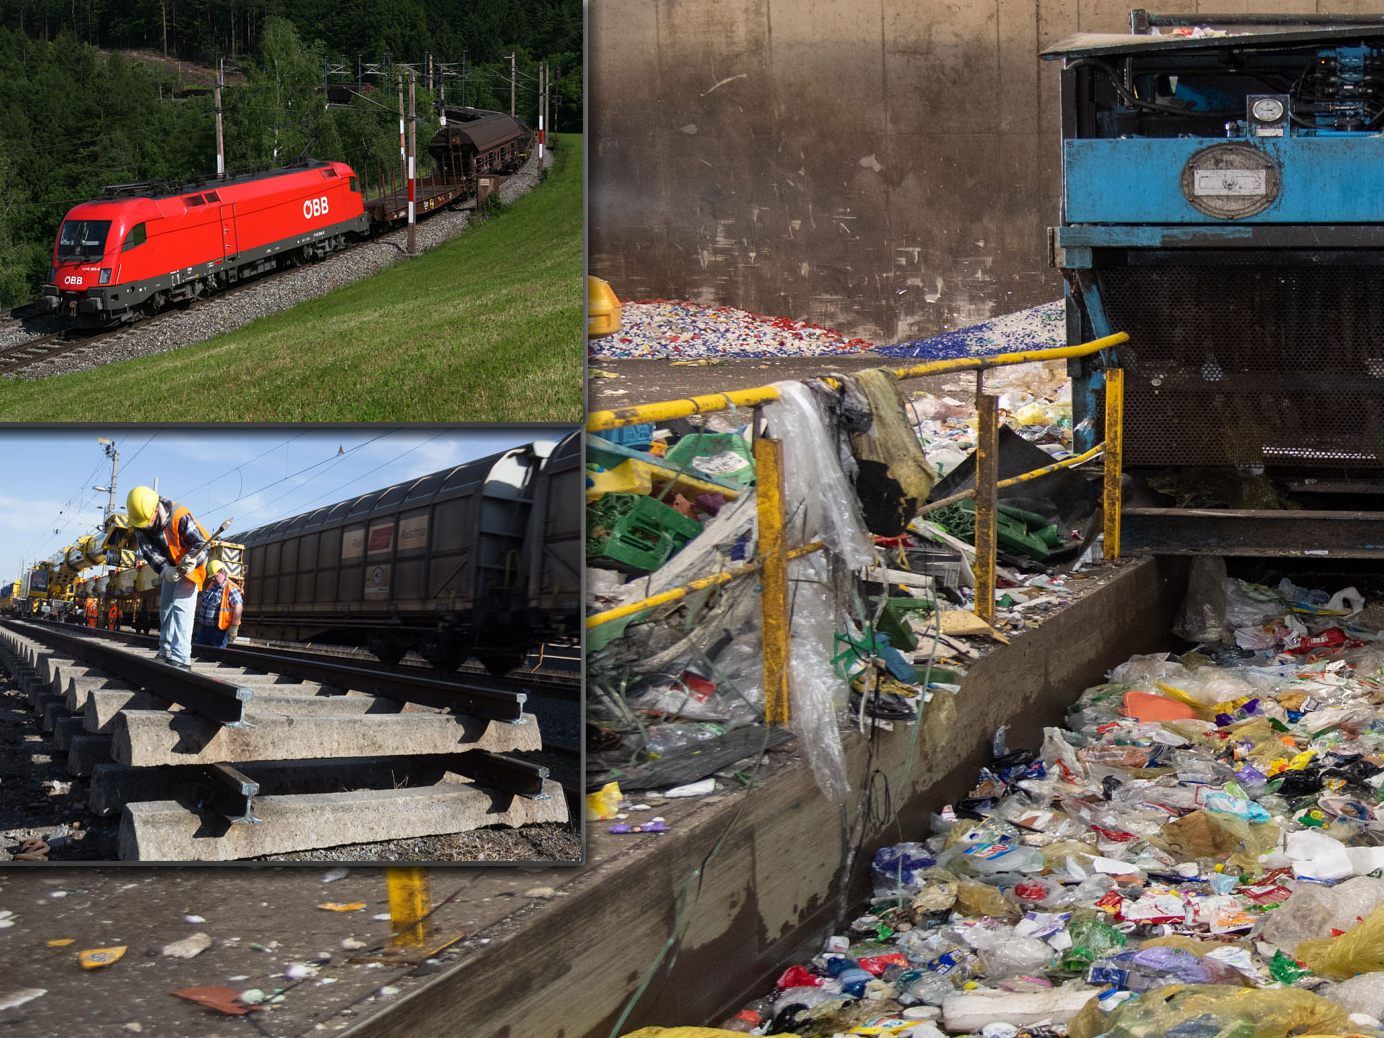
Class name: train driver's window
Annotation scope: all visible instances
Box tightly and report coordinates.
[122,223,147,252]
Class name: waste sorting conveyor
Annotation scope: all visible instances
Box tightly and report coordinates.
[1047,14,1384,558]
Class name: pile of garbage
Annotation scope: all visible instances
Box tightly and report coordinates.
[587,363,1102,803]
[675,570,1384,1037]
[878,302,1067,362]
[589,300,876,359]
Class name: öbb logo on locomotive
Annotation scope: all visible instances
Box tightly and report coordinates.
[303,196,330,220]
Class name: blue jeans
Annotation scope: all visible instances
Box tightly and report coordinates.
[158,576,198,665]
[192,624,229,648]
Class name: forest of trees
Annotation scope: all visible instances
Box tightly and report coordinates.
[0,1,581,307]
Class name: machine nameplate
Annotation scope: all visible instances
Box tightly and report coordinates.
[1180,144,1281,219]
[1193,169,1266,196]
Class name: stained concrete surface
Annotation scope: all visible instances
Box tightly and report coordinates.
[589,0,1384,343]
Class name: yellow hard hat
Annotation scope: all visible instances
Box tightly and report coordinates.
[126,486,159,528]
[206,560,224,578]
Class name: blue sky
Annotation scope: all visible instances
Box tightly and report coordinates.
[0,426,567,583]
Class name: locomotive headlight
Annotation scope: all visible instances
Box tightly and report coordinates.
[1252,97,1285,123]
[98,268,112,285]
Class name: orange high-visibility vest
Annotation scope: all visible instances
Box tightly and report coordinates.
[84,597,97,626]
[166,504,210,589]
[215,579,240,630]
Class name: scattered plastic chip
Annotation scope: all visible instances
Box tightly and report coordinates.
[316,902,366,912]
[78,946,127,969]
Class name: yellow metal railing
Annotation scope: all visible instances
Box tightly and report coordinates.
[587,334,1128,432]
[586,334,1129,724]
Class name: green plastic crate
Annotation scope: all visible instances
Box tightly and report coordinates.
[588,493,704,573]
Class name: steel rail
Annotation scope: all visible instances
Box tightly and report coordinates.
[14,620,528,723]
[6,618,253,725]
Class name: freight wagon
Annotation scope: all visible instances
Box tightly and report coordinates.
[234,432,580,674]
[429,108,532,181]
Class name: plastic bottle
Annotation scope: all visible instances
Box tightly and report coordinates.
[836,967,875,999]
[899,969,956,1007]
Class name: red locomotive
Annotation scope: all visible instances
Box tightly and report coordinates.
[40,160,368,326]
[36,109,533,328]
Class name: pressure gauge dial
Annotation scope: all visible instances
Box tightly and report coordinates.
[1251,97,1285,123]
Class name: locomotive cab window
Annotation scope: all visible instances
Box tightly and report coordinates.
[57,219,111,260]
[349,177,359,192]
[121,223,147,252]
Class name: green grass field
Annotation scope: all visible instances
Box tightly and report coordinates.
[0,136,584,422]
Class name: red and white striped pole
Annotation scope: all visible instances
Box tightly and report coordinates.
[397,72,406,202]
[407,71,417,255]
[538,60,546,160]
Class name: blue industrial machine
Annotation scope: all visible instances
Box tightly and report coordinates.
[1046,12,1384,556]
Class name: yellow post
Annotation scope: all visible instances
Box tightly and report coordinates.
[755,436,791,726]
[974,393,1000,624]
[1103,367,1124,561]
[386,866,431,947]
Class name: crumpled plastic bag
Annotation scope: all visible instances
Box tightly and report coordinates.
[762,380,876,802]
[1066,983,1351,1038]
[1157,810,1279,870]
[1225,578,1285,628]
[1299,901,1384,979]
[954,878,1019,920]
[1175,556,1229,643]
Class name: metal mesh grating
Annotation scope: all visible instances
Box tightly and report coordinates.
[1099,266,1384,468]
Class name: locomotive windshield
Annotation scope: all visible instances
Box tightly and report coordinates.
[56,219,111,260]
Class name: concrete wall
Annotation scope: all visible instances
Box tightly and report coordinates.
[588,0,1384,344]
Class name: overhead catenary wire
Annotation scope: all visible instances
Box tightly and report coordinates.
[200,428,398,525]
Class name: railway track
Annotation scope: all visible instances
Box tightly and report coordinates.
[242,637,582,698]
[0,327,105,375]
[0,261,311,377]
[0,618,575,861]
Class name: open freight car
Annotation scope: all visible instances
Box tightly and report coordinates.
[235,432,579,674]
[39,160,368,326]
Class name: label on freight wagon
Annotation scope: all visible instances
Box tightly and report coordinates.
[364,564,390,599]
[398,515,429,551]
[1193,169,1266,196]
[367,521,394,555]
[341,528,365,561]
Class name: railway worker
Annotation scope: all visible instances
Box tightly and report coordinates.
[84,595,98,628]
[105,599,121,631]
[193,561,243,648]
[126,486,209,670]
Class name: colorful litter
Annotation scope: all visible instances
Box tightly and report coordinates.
[588,300,876,359]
